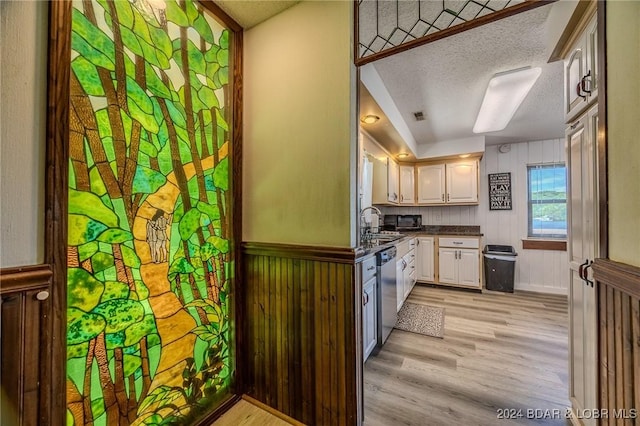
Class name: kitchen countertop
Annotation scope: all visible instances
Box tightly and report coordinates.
[355,225,483,260]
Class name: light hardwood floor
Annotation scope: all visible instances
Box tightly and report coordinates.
[364,285,571,426]
[211,399,291,426]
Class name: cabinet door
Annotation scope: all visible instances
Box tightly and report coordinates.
[585,16,598,103]
[388,159,400,203]
[438,248,457,284]
[403,254,413,299]
[446,161,478,203]
[399,165,415,204]
[416,164,445,204]
[371,156,389,204]
[416,237,434,282]
[567,105,598,425]
[458,249,480,288]
[363,277,377,361]
[396,259,405,312]
[565,40,586,121]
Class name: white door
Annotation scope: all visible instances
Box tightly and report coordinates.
[387,159,399,203]
[363,276,377,361]
[416,164,445,204]
[399,165,415,204]
[416,237,434,282]
[457,249,480,288]
[446,161,478,203]
[567,104,598,426]
[438,248,457,284]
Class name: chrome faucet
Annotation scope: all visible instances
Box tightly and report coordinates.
[360,206,382,246]
[360,206,381,226]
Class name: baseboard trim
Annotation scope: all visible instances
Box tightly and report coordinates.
[241,395,305,426]
[514,284,567,296]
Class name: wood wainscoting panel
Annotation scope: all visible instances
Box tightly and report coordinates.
[242,243,360,425]
[594,258,640,424]
[0,264,52,426]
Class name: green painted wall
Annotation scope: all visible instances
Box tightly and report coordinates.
[242,1,357,248]
[607,1,640,267]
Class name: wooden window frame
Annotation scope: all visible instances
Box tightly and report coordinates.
[526,163,567,239]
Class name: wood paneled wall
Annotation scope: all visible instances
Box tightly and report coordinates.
[242,243,361,425]
[594,259,640,423]
[0,265,53,426]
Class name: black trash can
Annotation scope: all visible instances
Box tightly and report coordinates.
[483,245,517,292]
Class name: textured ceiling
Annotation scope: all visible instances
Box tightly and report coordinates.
[364,3,565,150]
[215,0,300,29]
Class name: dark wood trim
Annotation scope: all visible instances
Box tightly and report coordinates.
[355,0,556,66]
[200,0,243,32]
[0,264,52,294]
[229,16,245,400]
[593,259,640,301]
[521,239,567,251]
[242,395,306,426]
[242,242,358,264]
[597,0,608,259]
[46,1,72,424]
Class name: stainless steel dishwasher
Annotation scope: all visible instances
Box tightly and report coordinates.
[376,246,397,345]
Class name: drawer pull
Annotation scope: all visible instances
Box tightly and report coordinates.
[453,242,463,245]
[367,266,375,271]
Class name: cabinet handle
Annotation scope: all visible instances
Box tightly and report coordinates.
[576,81,587,100]
[367,266,375,271]
[363,293,369,305]
[447,193,450,202]
[453,241,463,245]
[400,194,403,202]
[578,259,589,279]
[583,261,594,287]
[581,70,592,95]
[570,121,580,130]
[441,194,444,202]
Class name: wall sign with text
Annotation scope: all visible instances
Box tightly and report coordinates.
[489,172,512,210]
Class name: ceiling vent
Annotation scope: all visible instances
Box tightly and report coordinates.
[413,111,425,121]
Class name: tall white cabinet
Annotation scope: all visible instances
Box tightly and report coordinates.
[564,9,599,425]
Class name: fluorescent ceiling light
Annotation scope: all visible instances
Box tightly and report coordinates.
[473,67,541,134]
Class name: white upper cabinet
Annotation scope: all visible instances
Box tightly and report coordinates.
[399,165,415,204]
[417,164,445,204]
[372,157,400,204]
[446,160,478,204]
[565,14,597,122]
[388,159,399,203]
[416,160,478,205]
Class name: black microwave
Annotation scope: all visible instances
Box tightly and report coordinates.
[383,214,422,231]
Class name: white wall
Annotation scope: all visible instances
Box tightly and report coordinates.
[243,1,357,248]
[0,0,48,268]
[382,139,569,294]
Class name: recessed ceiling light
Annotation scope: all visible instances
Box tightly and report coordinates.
[459,154,470,158]
[473,67,541,134]
[398,153,410,158]
[361,115,380,124]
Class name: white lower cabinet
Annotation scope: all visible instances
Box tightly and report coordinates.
[437,237,481,289]
[416,237,435,282]
[362,275,377,361]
